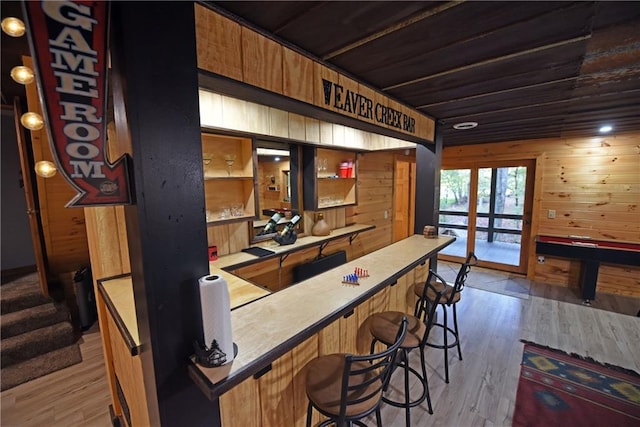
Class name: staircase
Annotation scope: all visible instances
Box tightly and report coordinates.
[1,272,82,391]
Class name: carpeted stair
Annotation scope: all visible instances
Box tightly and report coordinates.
[1,273,82,391]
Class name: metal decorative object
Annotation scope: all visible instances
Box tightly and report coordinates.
[193,339,227,368]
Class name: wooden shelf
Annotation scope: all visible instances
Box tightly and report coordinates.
[303,146,358,210]
[202,133,257,221]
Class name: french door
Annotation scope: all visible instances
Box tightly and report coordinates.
[438,160,534,273]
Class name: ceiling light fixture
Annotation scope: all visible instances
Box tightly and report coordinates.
[10,66,35,84]
[20,112,45,131]
[34,161,57,178]
[1,17,26,37]
[453,121,478,130]
[599,125,613,133]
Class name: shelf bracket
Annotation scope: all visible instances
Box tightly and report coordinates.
[317,241,330,258]
[349,232,360,245]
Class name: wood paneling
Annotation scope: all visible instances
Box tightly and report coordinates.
[23,57,90,277]
[194,4,243,81]
[283,47,314,104]
[242,27,283,94]
[194,5,434,142]
[443,132,640,296]
[107,312,150,427]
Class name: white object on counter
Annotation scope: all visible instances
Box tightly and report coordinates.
[198,274,234,363]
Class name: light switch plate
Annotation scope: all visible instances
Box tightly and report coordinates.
[548,209,556,219]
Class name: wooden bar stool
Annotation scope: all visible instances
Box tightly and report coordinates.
[366,290,441,427]
[414,252,477,383]
[304,317,408,427]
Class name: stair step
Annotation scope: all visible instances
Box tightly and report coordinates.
[0,343,82,391]
[1,303,71,339]
[1,279,49,314]
[1,322,77,367]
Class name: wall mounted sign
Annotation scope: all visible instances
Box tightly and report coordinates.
[24,1,131,206]
[321,79,416,134]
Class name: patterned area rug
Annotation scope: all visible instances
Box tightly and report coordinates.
[513,341,640,426]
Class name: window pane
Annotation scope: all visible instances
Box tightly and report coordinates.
[440,169,470,212]
[477,168,492,214]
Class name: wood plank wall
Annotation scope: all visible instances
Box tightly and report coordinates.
[194,3,434,142]
[443,133,640,297]
[23,57,90,277]
[219,262,429,426]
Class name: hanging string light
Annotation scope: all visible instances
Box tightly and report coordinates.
[1,17,26,37]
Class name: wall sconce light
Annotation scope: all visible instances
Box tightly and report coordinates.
[1,17,26,37]
[202,153,212,165]
[10,66,35,85]
[20,112,44,131]
[34,160,57,178]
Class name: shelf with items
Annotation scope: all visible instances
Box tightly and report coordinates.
[303,146,358,210]
[202,133,254,179]
[202,133,257,224]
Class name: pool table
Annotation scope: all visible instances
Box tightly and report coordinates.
[535,235,640,303]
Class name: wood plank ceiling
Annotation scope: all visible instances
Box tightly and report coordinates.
[211,1,640,146]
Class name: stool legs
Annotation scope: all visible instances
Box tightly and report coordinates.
[377,344,433,427]
[428,303,462,384]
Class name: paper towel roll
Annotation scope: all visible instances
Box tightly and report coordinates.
[199,274,234,364]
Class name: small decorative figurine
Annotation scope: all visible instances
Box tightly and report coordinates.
[193,339,227,368]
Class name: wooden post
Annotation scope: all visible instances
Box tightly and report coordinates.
[111,3,220,426]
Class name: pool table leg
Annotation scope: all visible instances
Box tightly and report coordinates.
[579,260,599,304]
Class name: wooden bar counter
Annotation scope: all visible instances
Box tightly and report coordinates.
[189,234,455,426]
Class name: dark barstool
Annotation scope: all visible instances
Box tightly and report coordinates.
[304,317,408,427]
[414,252,477,383]
[366,289,441,427]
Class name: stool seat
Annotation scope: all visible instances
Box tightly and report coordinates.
[414,281,460,305]
[367,302,441,427]
[415,253,477,384]
[305,354,381,418]
[303,318,408,427]
[370,311,425,349]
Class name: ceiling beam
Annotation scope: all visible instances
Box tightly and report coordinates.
[383,35,592,91]
[416,77,578,109]
[322,1,464,60]
[438,88,640,122]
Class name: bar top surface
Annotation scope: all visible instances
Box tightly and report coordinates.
[190,234,454,399]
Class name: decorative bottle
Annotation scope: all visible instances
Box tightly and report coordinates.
[312,213,330,236]
[259,212,282,235]
[279,214,301,237]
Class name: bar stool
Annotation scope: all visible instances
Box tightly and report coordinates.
[366,289,442,427]
[414,252,477,383]
[304,317,408,427]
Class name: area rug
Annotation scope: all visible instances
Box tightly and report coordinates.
[513,341,640,426]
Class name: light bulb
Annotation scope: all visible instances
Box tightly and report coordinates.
[10,66,35,84]
[34,161,57,178]
[1,17,26,37]
[21,112,44,131]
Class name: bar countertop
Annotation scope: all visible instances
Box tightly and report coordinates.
[188,234,455,400]
[97,223,376,355]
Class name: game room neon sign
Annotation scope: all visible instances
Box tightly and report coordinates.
[24,1,130,206]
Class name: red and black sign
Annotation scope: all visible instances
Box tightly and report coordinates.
[24,1,130,206]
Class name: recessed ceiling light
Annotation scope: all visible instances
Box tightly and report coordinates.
[453,122,478,130]
[599,125,613,133]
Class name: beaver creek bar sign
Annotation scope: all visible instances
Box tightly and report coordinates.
[24,1,131,206]
[321,79,416,134]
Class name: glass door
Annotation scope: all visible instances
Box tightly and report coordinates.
[439,161,534,273]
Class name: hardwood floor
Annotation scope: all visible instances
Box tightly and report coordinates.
[2,278,638,426]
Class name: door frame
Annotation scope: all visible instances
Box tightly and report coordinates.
[393,155,416,242]
[13,97,49,295]
[439,158,537,275]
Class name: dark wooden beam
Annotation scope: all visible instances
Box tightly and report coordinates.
[112,2,221,426]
